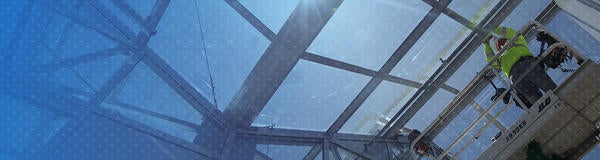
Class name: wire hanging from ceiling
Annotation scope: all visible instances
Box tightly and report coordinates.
[193,0,219,108]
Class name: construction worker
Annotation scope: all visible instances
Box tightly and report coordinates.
[482,26,557,109]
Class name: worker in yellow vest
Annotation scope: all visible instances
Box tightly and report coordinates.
[483,26,557,109]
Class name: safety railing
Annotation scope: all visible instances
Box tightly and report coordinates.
[404,20,588,160]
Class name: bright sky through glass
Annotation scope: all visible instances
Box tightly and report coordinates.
[308,0,430,70]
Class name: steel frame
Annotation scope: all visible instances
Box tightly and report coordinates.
[3,0,577,159]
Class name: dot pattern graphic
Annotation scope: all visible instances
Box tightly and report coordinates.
[1,0,599,160]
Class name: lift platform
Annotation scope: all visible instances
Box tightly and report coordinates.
[478,60,600,160]
[406,21,600,160]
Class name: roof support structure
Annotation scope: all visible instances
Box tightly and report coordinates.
[36,47,124,72]
[109,0,152,33]
[325,0,453,135]
[223,0,344,127]
[224,0,277,42]
[5,0,577,159]
[142,48,229,129]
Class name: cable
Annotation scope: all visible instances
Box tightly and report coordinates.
[194,0,219,108]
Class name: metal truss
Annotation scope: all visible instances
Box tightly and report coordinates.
[2,0,572,160]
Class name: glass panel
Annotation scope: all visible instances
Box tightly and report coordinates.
[445,47,487,91]
[150,0,270,110]
[42,50,126,93]
[71,54,127,91]
[252,60,371,131]
[390,14,470,83]
[453,120,500,159]
[60,23,119,58]
[432,104,503,159]
[433,104,480,149]
[340,80,417,135]
[125,0,156,18]
[501,0,551,28]
[308,0,431,70]
[42,114,210,160]
[48,68,96,95]
[313,149,324,160]
[38,12,126,96]
[434,86,518,159]
[548,11,600,62]
[101,102,199,142]
[238,0,301,34]
[0,95,70,153]
[336,146,367,160]
[543,11,600,84]
[98,0,140,36]
[110,63,204,124]
[448,0,500,25]
[405,89,455,131]
[255,145,312,160]
[148,0,218,105]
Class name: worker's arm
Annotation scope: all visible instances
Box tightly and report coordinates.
[483,36,500,68]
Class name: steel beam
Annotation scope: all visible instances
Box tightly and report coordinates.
[223,0,344,127]
[330,142,369,159]
[525,1,560,41]
[143,0,170,37]
[105,99,203,129]
[329,143,343,160]
[141,48,229,129]
[303,144,323,160]
[87,0,137,41]
[92,108,219,159]
[325,0,453,135]
[301,52,422,88]
[37,47,124,72]
[238,127,409,143]
[224,0,277,41]
[323,140,332,160]
[423,0,487,34]
[109,0,152,33]
[254,149,275,160]
[331,139,391,160]
[87,50,143,106]
[382,0,522,138]
[42,0,135,47]
[303,51,466,93]
[220,132,237,159]
[100,0,228,130]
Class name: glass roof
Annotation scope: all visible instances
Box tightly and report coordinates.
[308,0,430,71]
[252,60,371,131]
[2,0,600,159]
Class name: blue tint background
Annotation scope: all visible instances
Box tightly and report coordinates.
[2,0,600,160]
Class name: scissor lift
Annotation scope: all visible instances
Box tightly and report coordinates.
[406,21,600,160]
[472,25,600,160]
[475,21,600,159]
[479,59,600,160]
